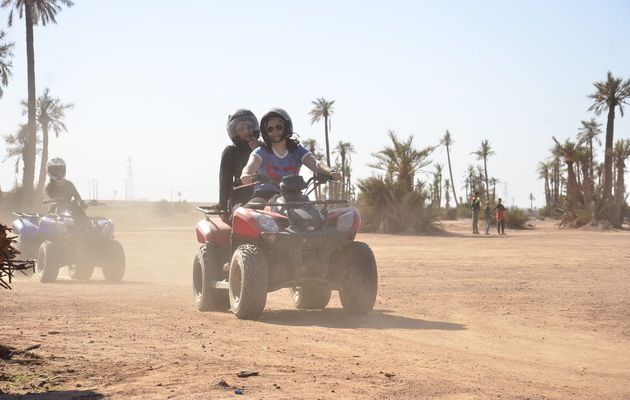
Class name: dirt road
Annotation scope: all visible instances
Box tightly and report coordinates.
[2,212,629,399]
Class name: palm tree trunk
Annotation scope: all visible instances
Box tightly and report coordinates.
[446,145,458,206]
[324,115,331,167]
[22,4,37,205]
[589,139,595,196]
[613,161,625,227]
[566,161,579,209]
[341,153,346,199]
[483,157,489,201]
[35,123,49,203]
[544,175,550,207]
[602,107,615,203]
[580,161,589,206]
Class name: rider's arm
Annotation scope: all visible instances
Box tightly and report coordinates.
[70,182,82,202]
[302,153,333,174]
[240,153,262,185]
[302,153,342,180]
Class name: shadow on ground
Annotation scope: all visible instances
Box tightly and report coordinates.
[0,390,103,400]
[260,308,466,330]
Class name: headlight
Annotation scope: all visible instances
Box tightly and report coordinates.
[254,214,279,233]
[336,211,355,231]
[101,222,114,236]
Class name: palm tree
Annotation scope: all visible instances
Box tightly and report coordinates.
[552,137,581,208]
[443,178,451,209]
[334,141,355,199]
[1,0,74,203]
[529,193,535,213]
[537,161,551,208]
[576,118,601,194]
[24,88,73,200]
[432,163,443,208]
[463,164,476,200]
[369,130,434,193]
[472,139,495,201]
[440,130,459,206]
[489,177,500,203]
[575,146,592,205]
[612,139,630,227]
[587,71,630,203]
[2,124,28,177]
[309,97,335,167]
[302,138,323,159]
[0,30,14,98]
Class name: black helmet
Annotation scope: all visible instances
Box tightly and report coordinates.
[260,108,294,146]
[47,157,66,183]
[226,109,259,145]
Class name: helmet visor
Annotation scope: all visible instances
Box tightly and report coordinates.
[227,115,260,143]
[48,165,66,182]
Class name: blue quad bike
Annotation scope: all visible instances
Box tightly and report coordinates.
[11,199,126,283]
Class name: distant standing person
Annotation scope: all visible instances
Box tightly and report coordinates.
[484,202,492,235]
[494,198,507,235]
[471,191,481,234]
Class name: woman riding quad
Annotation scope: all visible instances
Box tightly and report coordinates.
[240,108,341,199]
[217,109,261,212]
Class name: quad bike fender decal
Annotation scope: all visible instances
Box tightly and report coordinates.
[195,218,231,247]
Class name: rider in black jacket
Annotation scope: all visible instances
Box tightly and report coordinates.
[218,109,261,213]
[44,158,84,214]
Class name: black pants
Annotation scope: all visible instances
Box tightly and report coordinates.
[497,220,505,234]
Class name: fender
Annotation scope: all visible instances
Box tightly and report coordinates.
[327,207,362,232]
[12,218,40,241]
[231,208,284,242]
[195,217,231,248]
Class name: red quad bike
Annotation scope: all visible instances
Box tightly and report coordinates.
[192,174,378,320]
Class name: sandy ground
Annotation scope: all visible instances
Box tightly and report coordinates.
[1,207,630,399]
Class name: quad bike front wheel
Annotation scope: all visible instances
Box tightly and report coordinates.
[337,242,378,315]
[289,286,332,310]
[193,243,229,311]
[68,264,95,281]
[36,241,60,283]
[101,240,126,282]
[229,244,268,320]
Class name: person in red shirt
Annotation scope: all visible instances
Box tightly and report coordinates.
[493,198,507,235]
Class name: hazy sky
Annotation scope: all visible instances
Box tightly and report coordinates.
[1,0,629,207]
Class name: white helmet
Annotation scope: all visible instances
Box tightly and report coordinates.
[47,157,66,182]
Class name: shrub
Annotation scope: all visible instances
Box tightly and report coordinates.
[506,207,531,229]
[356,176,439,233]
[456,203,472,219]
[446,207,458,220]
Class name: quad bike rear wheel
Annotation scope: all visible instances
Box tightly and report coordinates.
[289,286,332,310]
[229,244,268,320]
[193,243,229,311]
[68,264,95,280]
[337,242,378,315]
[101,240,125,282]
[36,241,60,283]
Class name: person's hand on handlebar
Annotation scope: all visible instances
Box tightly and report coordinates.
[330,171,342,181]
[240,174,253,185]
